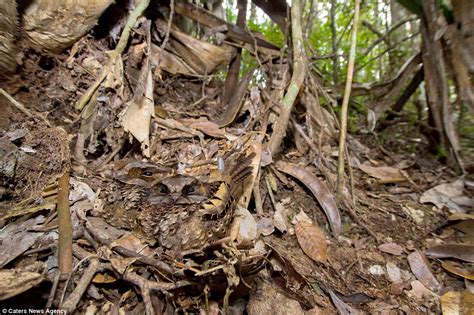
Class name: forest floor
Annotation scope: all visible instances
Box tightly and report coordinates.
[0,36,473,314]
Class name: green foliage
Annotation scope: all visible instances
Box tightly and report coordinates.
[247,19,285,47]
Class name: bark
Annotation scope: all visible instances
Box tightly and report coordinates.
[421,0,463,170]
[370,52,422,120]
[223,0,247,104]
[268,0,306,155]
[386,66,424,120]
[0,0,18,76]
[451,0,474,75]
[23,0,115,52]
[330,0,338,85]
[388,0,407,73]
[251,0,289,33]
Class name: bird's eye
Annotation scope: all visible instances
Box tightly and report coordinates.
[158,184,169,194]
[142,170,154,177]
[185,185,197,195]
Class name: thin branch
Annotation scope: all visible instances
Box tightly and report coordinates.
[0,88,51,127]
[58,170,73,275]
[355,32,419,74]
[336,0,361,203]
[363,16,418,57]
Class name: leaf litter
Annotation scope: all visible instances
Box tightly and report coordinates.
[0,1,472,313]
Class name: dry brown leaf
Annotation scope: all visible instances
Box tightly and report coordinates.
[236,208,257,243]
[378,242,404,256]
[420,179,466,210]
[295,221,328,263]
[0,263,47,301]
[448,213,474,221]
[185,119,225,137]
[426,244,474,262]
[121,66,154,157]
[441,290,474,315]
[111,234,151,256]
[92,272,117,284]
[275,161,341,236]
[110,257,138,275]
[441,261,474,280]
[358,163,405,183]
[273,202,288,233]
[407,250,440,292]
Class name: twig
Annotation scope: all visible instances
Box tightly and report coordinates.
[122,272,193,315]
[0,88,51,127]
[336,0,361,203]
[61,258,102,312]
[160,0,174,50]
[45,271,60,309]
[113,245,180,278]
[268,0,306,155]
[58,171,73,275]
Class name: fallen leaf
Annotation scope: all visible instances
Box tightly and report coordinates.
[185,119,225,137]
[110,257,138,275]
[275,161,341,236]
[92,272,117,284]
[441,261,474,280]
[401,205,425,224]
[426,244,474,262]
[292,209,313,225]
[327,288,363,315]
[420,179,466,211]
[121,66,154,157]
[295,221,328,263]
[407,250,440,292]
[0,216,46,268]
[111,234,151,256]
[358,163,405,183]
[273,202,288,233]
[237,207,257,243]
[86,217,126,243]
[378,243,404,256]
[441,290,474,315]
[257,217,275,236]
[407,280,434,301]
[386,262,402,282]
[0,263,47,301]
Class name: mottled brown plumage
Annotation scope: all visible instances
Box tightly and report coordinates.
[100,153,253,251]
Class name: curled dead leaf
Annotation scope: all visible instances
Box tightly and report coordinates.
[92,272,117,284]
[275,161,341,236]
[295,221,328,263]
[441,261,474,280]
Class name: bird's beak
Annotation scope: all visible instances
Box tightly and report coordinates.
[171,193,180,203]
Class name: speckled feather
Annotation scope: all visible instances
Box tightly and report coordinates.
[100,153,254,251]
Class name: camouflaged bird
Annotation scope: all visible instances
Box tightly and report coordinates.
[100,152,254,251]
